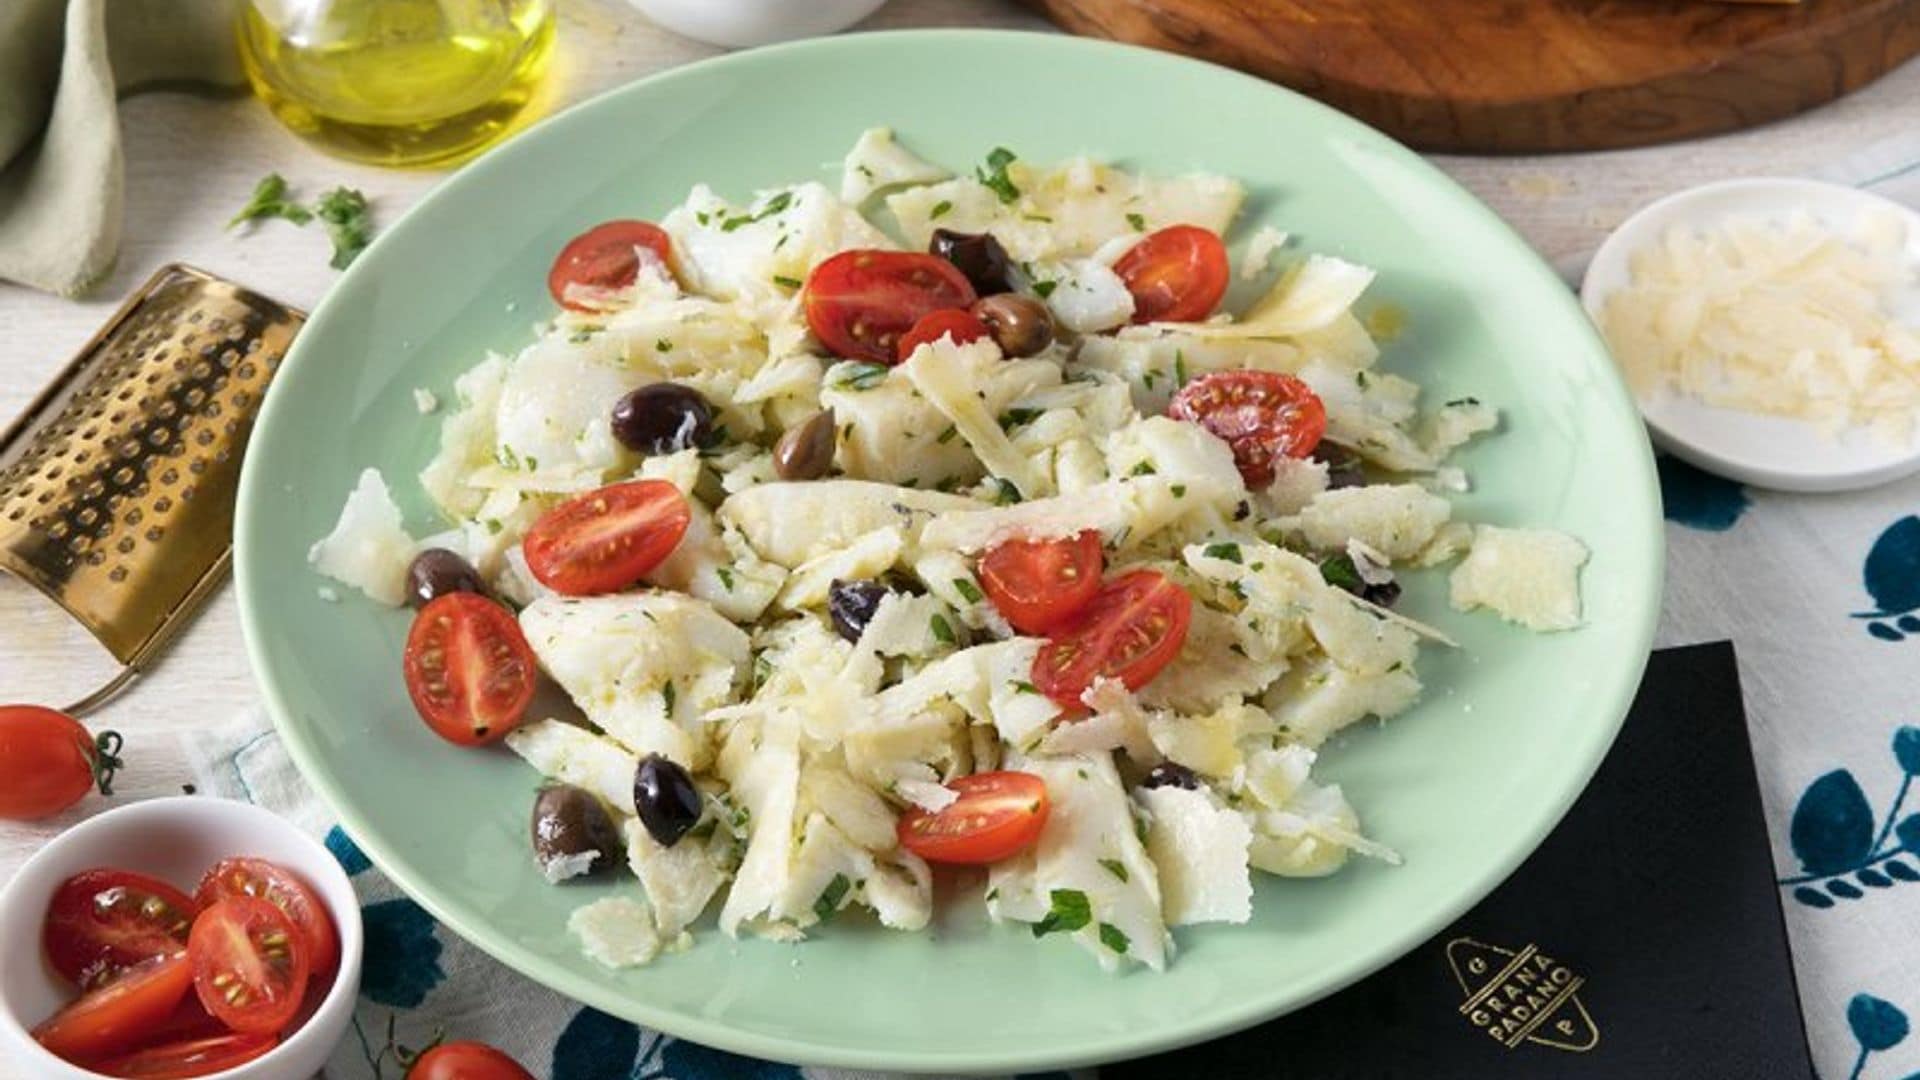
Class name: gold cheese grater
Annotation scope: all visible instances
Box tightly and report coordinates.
[0,265,303,715]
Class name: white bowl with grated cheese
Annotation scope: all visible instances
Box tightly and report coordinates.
[1582,178,1920,493]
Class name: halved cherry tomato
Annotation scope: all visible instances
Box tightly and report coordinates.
[187,897,309,1036]
[33,952,193,1063]
[547,221,672,311]
[897,771,1050,865]
[522,479,691,596]
[403,593,538,747]
[978,531,1104,635]
[194,858,339,983]
[93,1032,279,1079]
[1112,225,1230,324]
[1168,370,1326,488]
[804,250,977,363]
[895,308,990,361]
[1032,569,1193,709]
[45,870,199,989]
[0,705,122,821]
[141,996,228,1045]
[408,1041,538,1080]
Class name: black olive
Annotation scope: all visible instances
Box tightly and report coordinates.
[773,409,837,481]
[1360,579,1402,608]
[405,548,484,609]
[971,294,1055,358]
[634,754,703,848]
[1312,442,1367,489]
[1142,762,1203,791]
[530,784,623,880]
[827,578,892,642]
[611,382,714,454]
[929,229,1014,296]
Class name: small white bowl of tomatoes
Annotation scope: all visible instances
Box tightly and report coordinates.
[0,796,362,1079]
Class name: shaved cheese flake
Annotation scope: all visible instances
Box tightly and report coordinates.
[1599,212,1920,442]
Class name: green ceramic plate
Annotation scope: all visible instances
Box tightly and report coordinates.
[236,30,1662,1073]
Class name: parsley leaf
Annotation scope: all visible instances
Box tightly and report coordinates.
[813,873,852,922]
[988,477,1024,505]
[1031,280,1058,300]
[1011,679,1039,695]
[229,173,311,229]
[771,274,802,289]
[661,680,677,713]
[719,190,793,232]
[1128,460,1157,477]
[1203,542,1243,564]
[1031,888,1092,937]
[953,578,984,604]
[998,407,1042,432]
[1126,212,1147,232]
[1099,858,1129,883]
[834,362,890,391]
[315,187,374,269]
[716,566,735,591]
[929,199,954,220]
[976,147,1021,205]
[929,613,956,646]
[1098,922,1131,954]
[1319,552,1365,592]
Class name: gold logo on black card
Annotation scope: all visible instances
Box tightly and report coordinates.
[1446,938,1599,1053]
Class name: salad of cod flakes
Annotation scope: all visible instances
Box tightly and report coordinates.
[310,128,1590,973]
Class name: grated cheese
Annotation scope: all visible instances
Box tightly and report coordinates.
[1598,212,1920,442]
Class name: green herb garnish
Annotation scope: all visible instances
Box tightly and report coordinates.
[1032,889,1092,937]
[1204,542,1243,564]
[1126,212,1147,232]
[976,147,1021,205]
[1098,922,1131,954]
[953,578,984,603]
[229,173,311,229]
[998,407,1042,432]
[929,199,953,220]
[1319,552,1365,592]
[719,190,793,232]
[1099,858,1129,883]
[814,873,852,922]
[929,613,956,645]
[772,275,802,289]
[1031,280,1058,300]
[834,362,890,391]
[315,187,373,269]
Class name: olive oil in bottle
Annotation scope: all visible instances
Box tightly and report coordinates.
[238,0,556,168]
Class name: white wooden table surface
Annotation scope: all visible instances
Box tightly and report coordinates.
[3,0,1919,1042]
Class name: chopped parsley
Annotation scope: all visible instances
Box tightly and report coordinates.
[1031,279,1058,300]
[929,613,957,646]
[230,175,375,269]
[1445,396,1482,408]
[655,339,672,352]
[813,873,852,922]
[929,199,954,220]
[985,887,1000,904]
[953,578,984,603]
[834,362,890,391]
[771,274,802,289]
[661,680,677,713]
[1203,542,1243,564]
[1098,922,1131,954]
[989,478,1024,505]
[229,173,311,228]
[998,407,1043,432]
[1022,213,1054,223]
[976,147,1021,205]
[751,652,773,691]
[716,566,736,591]
[1170,484,1187,498]
[1128,460,1157,477]
[1126,212,1147,232]
[1319,552,1365,592]
[936,424,959,444]
[495,445,521,470]
[1174,350,1189,387]
[1031,888,1092,937]
[315,187,374,269]
[1011,679,1039,695]
[719,190,793,232]
[1099,858,1129,883]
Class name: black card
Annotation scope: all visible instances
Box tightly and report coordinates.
[1111,641,1812,1079]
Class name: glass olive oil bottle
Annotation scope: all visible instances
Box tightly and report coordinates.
[238,0,556,168]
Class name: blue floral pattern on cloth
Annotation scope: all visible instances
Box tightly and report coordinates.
[1779,727,1920,907]
[359,897,447,1007]
[327,824,372,876]
[554,1007,643,1079]
[1657,454,1750,532]
[1856,516,1920,642]
[1846,993,1911,1080]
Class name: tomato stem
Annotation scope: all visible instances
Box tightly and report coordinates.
[373,1011,446,1079]
[90,730,124,796]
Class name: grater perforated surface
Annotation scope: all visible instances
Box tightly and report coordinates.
[0,265,303,667]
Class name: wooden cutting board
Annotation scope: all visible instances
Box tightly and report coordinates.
[1023,0,1920,152]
